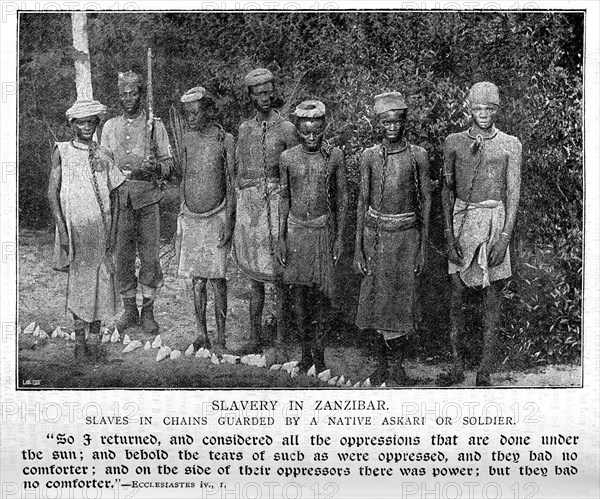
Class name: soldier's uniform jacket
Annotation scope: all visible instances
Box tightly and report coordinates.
[102,110,173,209]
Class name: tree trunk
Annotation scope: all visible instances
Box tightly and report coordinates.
[71,12,93,100]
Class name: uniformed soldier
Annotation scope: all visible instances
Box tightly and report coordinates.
[102,70,174,336]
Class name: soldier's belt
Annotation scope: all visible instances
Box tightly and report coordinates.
[122,170,156,181]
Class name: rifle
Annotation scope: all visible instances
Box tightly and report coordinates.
[145,47,163,187]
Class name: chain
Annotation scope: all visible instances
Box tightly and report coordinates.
[454,135,486,245]
[371,143,389,265]
[321,139,335,257]
[407,145,447,257]
[85,142,111,251]
[261,121,276,263]
[366,143,389,321]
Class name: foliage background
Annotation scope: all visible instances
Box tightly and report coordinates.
[18,11,583,367]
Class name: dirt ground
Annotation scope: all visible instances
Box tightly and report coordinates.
[17,229,581,389]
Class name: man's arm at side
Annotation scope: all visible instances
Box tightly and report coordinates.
[333,148,348,264]
[415,146,432,274]
[489,137,522,266]
[277,151,291,266]
[220,134,236,247]
[441,136,462,265]
[155,119,174,179]
[353,150,371,276]
[47,146,68,250]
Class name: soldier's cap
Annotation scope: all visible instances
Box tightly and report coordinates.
[374,92,408,115]
[180,86,207,103]
[118,70,143,90]
[244,68,274,88]
[468,82,500,106]
[66,99,107,121]
[293,100,326,119]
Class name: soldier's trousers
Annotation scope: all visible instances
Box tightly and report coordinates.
[116,201,163,299]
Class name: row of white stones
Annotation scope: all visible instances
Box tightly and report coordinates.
[20,322,383,387]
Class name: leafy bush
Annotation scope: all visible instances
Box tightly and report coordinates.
[18,12,583,366]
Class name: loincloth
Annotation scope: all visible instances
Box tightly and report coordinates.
[355,207,419,334]
[232,178,281,282]
[175,199,230,279]
[448,199,511,287]
[283,213,333,299]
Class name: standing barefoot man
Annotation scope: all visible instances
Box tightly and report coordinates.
[175,86,235,354]
[277,100,348,373]
[438,82,522,387]
[354,92,432,386]
[233,68,298,354]
[48,100,125,361]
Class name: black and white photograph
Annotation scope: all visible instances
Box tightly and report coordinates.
[14,8,584,389]
[1,3,599,499]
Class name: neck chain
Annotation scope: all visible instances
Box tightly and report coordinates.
[468,126,497,140]
[384,137,409,154]
[255,109,283,130]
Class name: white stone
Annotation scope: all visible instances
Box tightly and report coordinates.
[110,329,120,343]
[337,375,346,387]
[353,382,361,388]
[101,332,112,344]
[144,341,152,351]
[170,350,182,360]
[122,340,142,353]
[380,382,387,388]
[32,326,41,337]
[51,327,63,338]
[328,376,339,386]
[362,378,372,388]
[202,348,212,359]
[156,346,172,362]
[185,345,195,357]
[291,367,299,378]
[222,354,240,365]
[317,369,331,382]
[282,360,298,373]
[122,333,131,345]
[257,355,267,368]
[211,354,220,365]
[38,330,49,340]
[70,332,76,341]
[23,322,36,335]
[307,365,316,377]
[270,364,282,371]
[151,335,162,349]
[345,380,353,387]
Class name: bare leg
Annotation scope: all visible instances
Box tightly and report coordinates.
[312,289,328,373]
[291,285,312,372]
[192,277,211,350]
[436,273,466,386]
[477,281,502,386]
[230,279,264,355]
[87,320,106,361]
[369,332,389,385]
[211,278,228,353]
[249,279,264,348]
[274,280,290,344]
[73,313,89,361]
